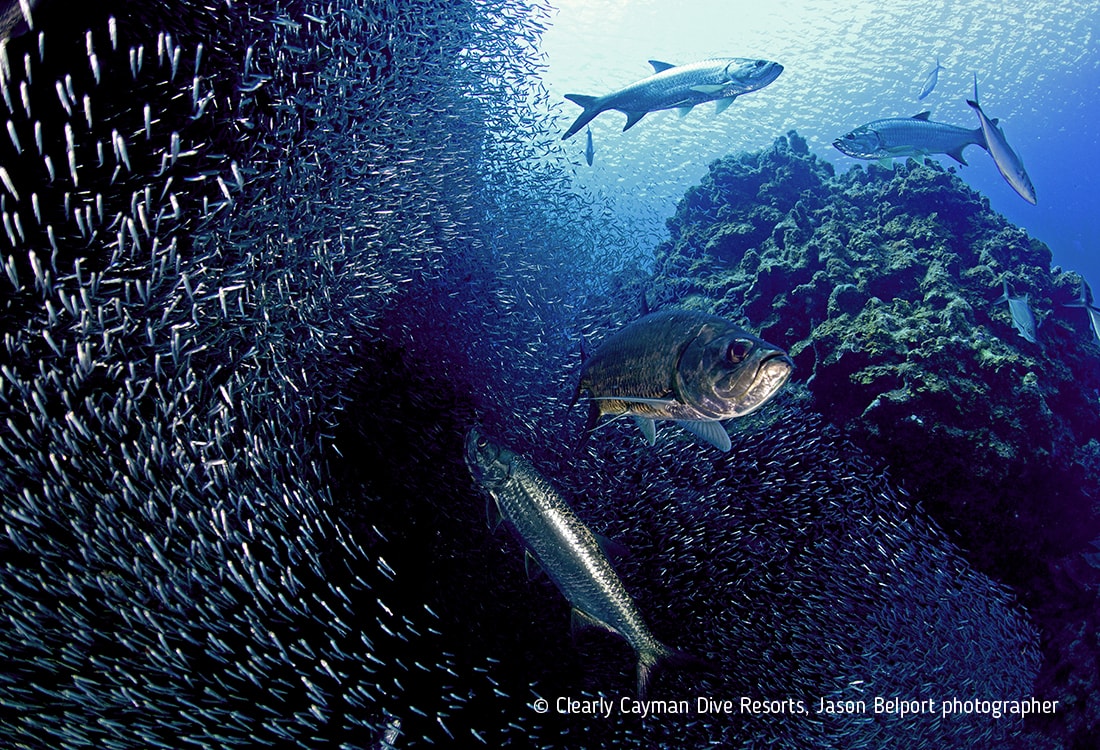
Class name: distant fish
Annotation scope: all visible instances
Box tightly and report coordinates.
[966,75,1037,204]
[464,428,698,697]
[833,112,986,166]
[1064,279,1100,344]
[561,57,783,140]
[584,126,595,167]
[918,58,944,100]
[575,309,793,451]
[994,279,1038,344]
[0,0,39,40]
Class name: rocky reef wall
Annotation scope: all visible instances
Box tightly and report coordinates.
[650,132,1100,743]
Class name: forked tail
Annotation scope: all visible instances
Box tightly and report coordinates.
[562,94,601,140]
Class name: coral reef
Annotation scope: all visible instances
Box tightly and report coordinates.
[651,131,1100,747]
[653,131,1100,573]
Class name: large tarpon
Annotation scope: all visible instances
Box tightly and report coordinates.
[464,428,691,697]
[561,58,783,140]
[833,112,986,166]
[575,309,793,452]
[1064,279,1100,344]
[967,75,1037,204]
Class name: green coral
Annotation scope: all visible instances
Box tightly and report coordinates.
[651,132,1100,750]
[654,134,1100,565]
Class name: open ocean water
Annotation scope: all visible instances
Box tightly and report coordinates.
[0,1,1097,748]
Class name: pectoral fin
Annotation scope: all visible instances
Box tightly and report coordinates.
[524,550,543,579]
[486,496,504,531]
[677,105,694,117]
[632,416,656,446]
[714,96,736,114]
[676,420,732,452]
[689,84,726,94]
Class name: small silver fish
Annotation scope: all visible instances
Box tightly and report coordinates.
[967,75,1037,204]
[994,279,1038,344]
[584,126,594,167]
[464,429,694,697]
[918,58,944,100]
[562,57,783,140]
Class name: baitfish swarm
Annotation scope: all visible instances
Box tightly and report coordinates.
[0,2,1043,750]
[0,0,563,746]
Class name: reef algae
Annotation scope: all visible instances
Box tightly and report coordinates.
[652,132,1100,577]
[651,132,1100,748]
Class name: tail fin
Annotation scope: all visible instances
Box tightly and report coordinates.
[637,642,713,699]
[563,94,602,140]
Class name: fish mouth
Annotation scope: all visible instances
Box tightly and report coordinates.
[758,351,794,387]
[743,351,793,406]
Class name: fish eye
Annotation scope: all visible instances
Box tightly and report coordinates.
[727,340,752,363]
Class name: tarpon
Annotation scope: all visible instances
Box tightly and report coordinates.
[918,58,944,100]
[584,126,595,166]
[575,309,793,451]
[833,112,986,166]
[464,428,693,697]
[1064,279,1100,344]
[561,58,783,140]
[994,280,1038,344]
[967,75,1037,204]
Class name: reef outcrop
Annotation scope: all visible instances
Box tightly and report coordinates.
[652,132,1100,579]
[650,132,1100,747]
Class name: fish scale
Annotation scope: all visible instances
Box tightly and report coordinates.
[562,57,783,140]
[833,113,986,165]
[464,428,674,696]
[577,309,793,450]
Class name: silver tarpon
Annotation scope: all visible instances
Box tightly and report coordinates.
[1065,279,1100,344]
[562,58,783,140]
[584,125,595,166]
[833,111,986,166]
[967,75,1037,204]
[918,58,944,100]
[994,279,1038,344]
[576,309,793,452]
[464,428,688,697]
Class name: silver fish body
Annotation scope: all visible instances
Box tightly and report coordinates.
[967,76,1037,204]
[562,57,783,140]
[464,429,676,696]
[832,112,985,166]
[584,126,594,166]
[994,280,1038,343]
[1065,280,1100,343]
[918,58,943,100]
[577,309,792,451]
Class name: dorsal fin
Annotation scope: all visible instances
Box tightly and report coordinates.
[912,111,932,120]
[648,60,676,73]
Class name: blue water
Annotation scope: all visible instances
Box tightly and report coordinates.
[542,0,1100,288]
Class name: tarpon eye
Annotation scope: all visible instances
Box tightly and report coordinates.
[727,340,752,363]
